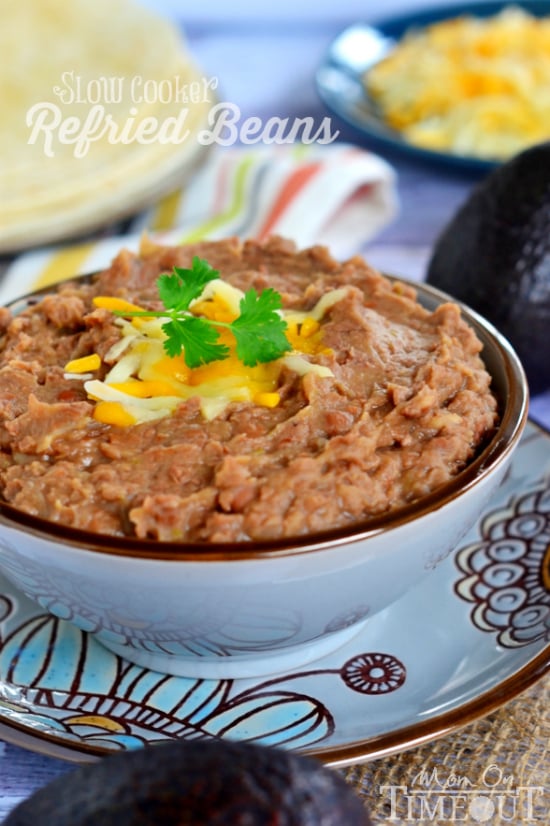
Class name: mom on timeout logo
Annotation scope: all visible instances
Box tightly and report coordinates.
[378,763,546,823]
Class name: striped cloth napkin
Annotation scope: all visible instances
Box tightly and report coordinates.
[0,142,398,305]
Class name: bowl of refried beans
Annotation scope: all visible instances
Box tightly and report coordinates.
[0,236,528,678]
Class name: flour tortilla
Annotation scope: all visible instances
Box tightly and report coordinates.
[0,0,214,251]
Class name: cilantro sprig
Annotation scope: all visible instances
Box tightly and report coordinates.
[114,257,292,369]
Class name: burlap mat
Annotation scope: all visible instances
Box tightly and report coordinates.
[341,673,549,825]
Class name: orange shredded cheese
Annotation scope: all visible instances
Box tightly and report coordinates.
[254,392,281,408]
[78,283,343,426]
[93,401,136,426]
[64,354,101,373]
[108,380,182,398]
[299,317,320,338]
[93,297,147,314]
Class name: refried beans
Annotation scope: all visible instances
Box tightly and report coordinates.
[0,237,498,541]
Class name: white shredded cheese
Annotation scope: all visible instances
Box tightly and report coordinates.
[84,283,346,425]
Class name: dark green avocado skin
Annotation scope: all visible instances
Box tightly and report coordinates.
[4,739,371,825]
[426,141,550,394]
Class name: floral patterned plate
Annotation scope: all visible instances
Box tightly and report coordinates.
[0,421,548,767]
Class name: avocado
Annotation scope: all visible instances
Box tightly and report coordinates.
[5,739,371,825]
[426,141,550,394]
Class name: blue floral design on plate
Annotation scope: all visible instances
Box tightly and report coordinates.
[455,483,550,647]
[0,587,405,756]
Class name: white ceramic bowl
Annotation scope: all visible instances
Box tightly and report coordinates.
[0,279,528,679]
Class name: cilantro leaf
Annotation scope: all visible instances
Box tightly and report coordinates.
[161,317,229,367]
[236,287,283,324]
[158,256,220,312]
[230,288,291,366]
[111,257,293,369]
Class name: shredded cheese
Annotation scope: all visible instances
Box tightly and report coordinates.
[64,281,346,426]
[93,297,147,315]
[93,401,137,427]
[64,354,101,374]
[365,6,550,160]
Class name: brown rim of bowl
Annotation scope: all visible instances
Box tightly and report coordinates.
[0,274,529,561]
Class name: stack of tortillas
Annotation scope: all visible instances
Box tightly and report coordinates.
[0,0,214,252]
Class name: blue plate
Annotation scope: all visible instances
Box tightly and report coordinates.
[316,1,550,173]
